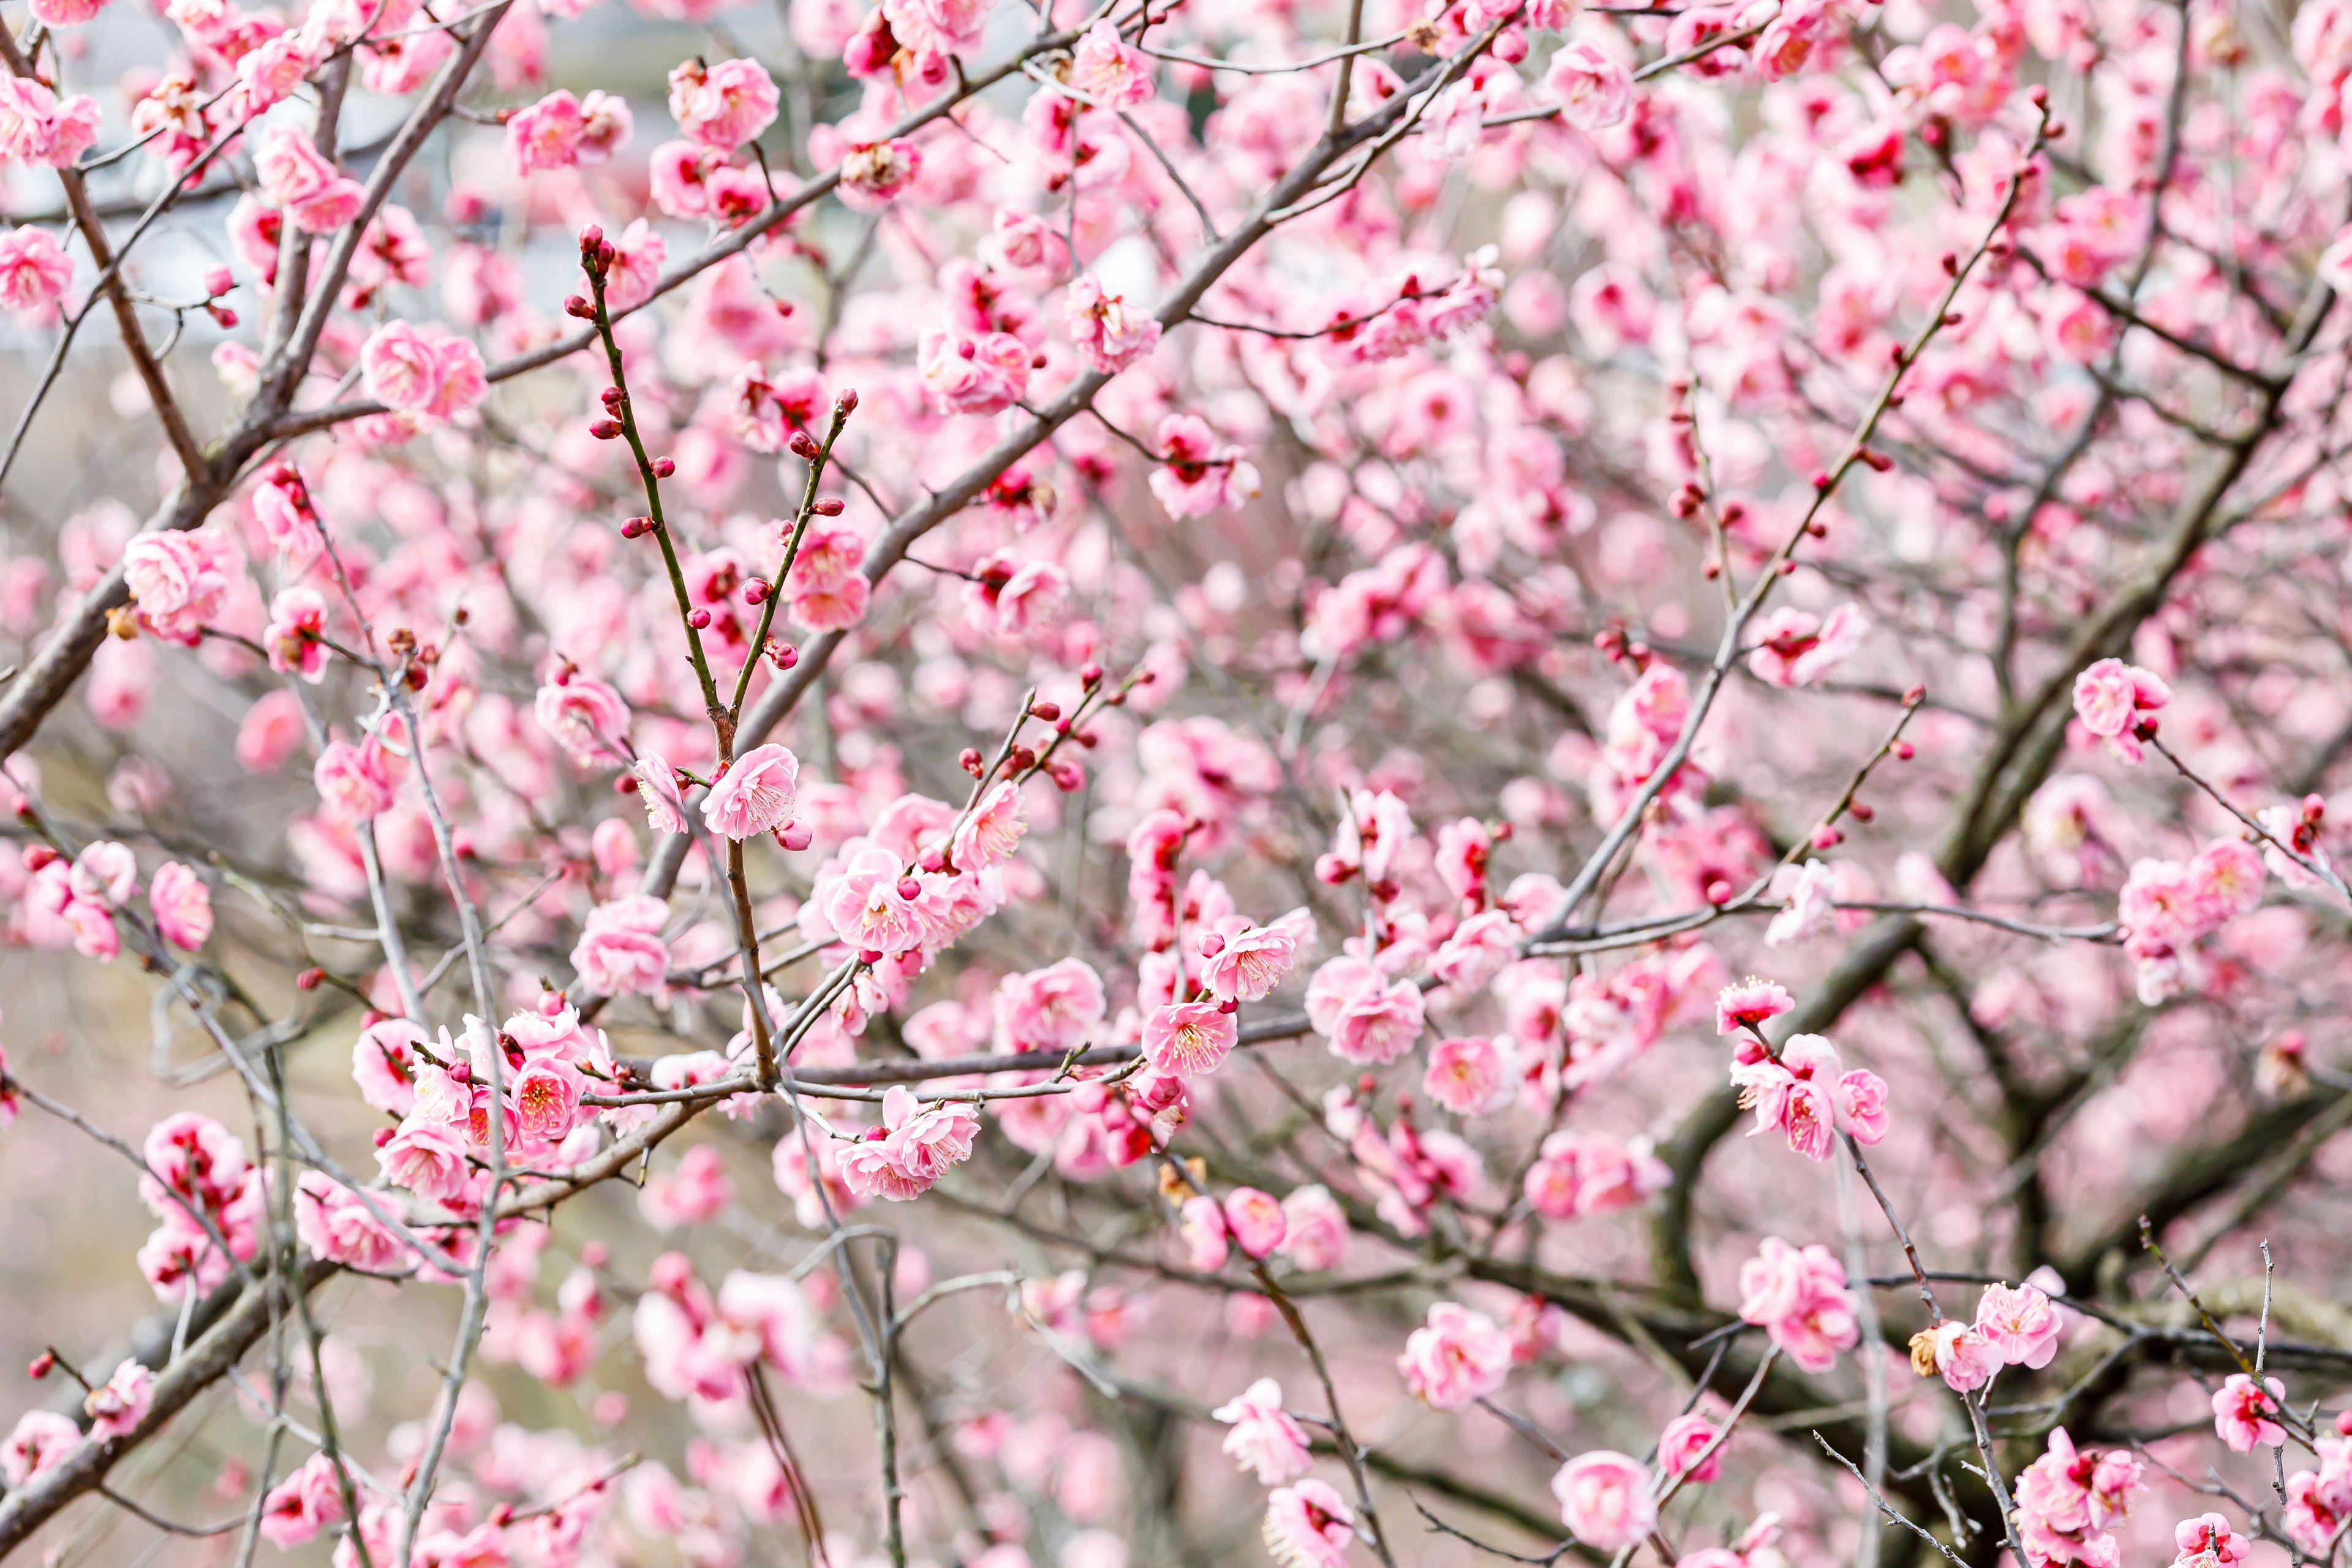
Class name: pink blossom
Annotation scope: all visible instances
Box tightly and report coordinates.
[2,1409,83,1487]
[1422,1035,1513,1115]
[148,861,212,950]
[631,752,690,834]
[1142,1000,1238,1077]
[0,78,102,167]
[2015,1427,2144,1567]
[837,1087,981,1200]
[1178,1193,1231,1270]
[821,845,943,953]
[361,321,486,420]
[1431,909,1520,993]
[1913,1317,2001,1392]
[1068,20,1153,107]
[315,736,398,823]
[880,0,991,53]
[81,1359,154,1440]
[264,586,330,682]
[668,57,779,149]
[571,895,669,997]
[921,328,1032,415]
[122,531,228,643]
[639,1143,735,1229]
[293,1174,405,1272]
[1150,415,1261,518]
[995,958,1106,1052]
[2212,1373,2286,1452]
[1212,1378,1313,1483]
[838,138,921,207]
[1736,1236,1860,1371]
[1199,917,1306,1002]
[1545,42,1632,130]
[1745,604,1868,687]
[2070,658,2171,763]
[1730,1033,1885,1159]
[1278,1185,1350,1272]
[508,89,587,173]
[259,1453,349,1548]
[1975,1281,2064,1368]
[1398,1301,1512,1409]
[1303,956,1425,1065]
[1658,1413,1722,1482]
[703,744,801,840]
[377,1117,472,1204]
[254,125,365,232]
[2173,1513,2251,1568]
[1065,274,1162,372]
[0,225,72,314]
[1523,1131,1670,1218]
[1716,976,1794,1035]
[1551,1450,1656,1551]
[1222,1187,1287,1257]
[1262,1479,1354,1568]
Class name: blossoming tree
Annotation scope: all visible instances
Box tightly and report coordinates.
[1,0,2350,1561]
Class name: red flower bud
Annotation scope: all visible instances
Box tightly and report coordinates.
[1030,701,1061,722]
[651,457,676,478]
[296,967,325,991]
[835,388,859,413]
[28,1351,55,1381]
[564,295,595,320]
[788,430,822,459]
[812,497,845,516]
[590,419,623,440]
[687,608,712,629]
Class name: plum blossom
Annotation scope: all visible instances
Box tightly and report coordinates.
[1545,41,1632,129]
[1736,1237,1860,1371]
[2014,1427,2143,1568]
[1398,1301,1512,1409]
[668,57,778,148]
[571,895,669,996]
[1552,1450,1656,1551]
[837,1086,981,1199]
[1304,956,1425,1065]
[1745,604,1868,687]
[1142,1000,1238,1077]
[1262,1479,1354,1568]
[1728,1033,1889,1159]
[2212,1373,2286,1452]
[1150,415,1261,518]
[2071,658,2171,764]
[703,744,801,840]
[0,226,72,315]
[1065,274,1161,372]
[254,126,366,232]
[1213,1378,1312,1483]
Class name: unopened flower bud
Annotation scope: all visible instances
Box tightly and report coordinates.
[1893,740,1915,761]
[744,578,770,606]
[1811,824,1842,849]
[1849,801,1874,822]
[959,747,984,776]
[777,821,813,851]
[296,966,325,991]
[651,457,676,478]
[579,222,605,254]
[895,876,922,900]
[373,1128,396,1148]
[1198,932,1225,957]
[1030,701,1061,721]
[1009,745,1036,771]
[600,386,624,409]
[208,304,238,329]
[590,418,623,440]
[564,295,595,319]
[812,497,845,516]
[788,430,822,459]
[620,516,652,538]
[1079,662,1102,687]
[203,265,234,297]
[687,608,711,629]
[27,1351,54,1381]
[764,639,797,669]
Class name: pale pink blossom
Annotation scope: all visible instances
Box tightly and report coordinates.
[254,125,365,232]
[1974,1281,2064,1368]
[377,1117,472,1205]
[1658,1413,1722,1482]
[1422,1035,1514,1115]
[148,861,212,950]
[1552,1450,1656,1551]
[1262,1479,1354,1568]
[1222,1187,1287,1257]
[668,57,778,149]
[0,225,72,314]
[2,1410,83,1487]
[1142,1000,1238,1077]
[572,895,670,997]
[1149,415,1261,518]
[1064,274,1161,372]
[821,845,943,953]
[258,1453,349,1547]
[1068,20,1154,107]
[1213,1378,1313,1484]
[1398,1301,1512,1409]
[2071,658,2171,764]
[2212,1373,2286,1452]
[837,1086,980,1200]
[1736,1236,1860,1371]
[703,744,801,840]
[1745,603,1868,687]
[995,958,1106,1053]
[1545,42,1632,130]
[1277,1185,1350,1272]
[81,1359,154,1441]
[1303,956,1425,1065]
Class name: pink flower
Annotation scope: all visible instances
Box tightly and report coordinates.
[703,744,801,841]
[1522,1131,1670,1218]
[631,752,690,834]
[572,895,669,997]
[1423,1035,1513,1115]
[1303,956,1425,1065]
[123,531,228,643]
[1178,1192,1231,1270]
[361,321,486,420]
[952,780,1026,870]
[880,0,991,53]
[258,1453,348,1548]
[1431,909,1519,993]
[2174,1513,2250,1568]
[1545,41,1632,130]
[511,1056,586,1142]
[254,125,366,232]
[1974,1281,2063,1368]
[821,845,943,953]
[994,958,1106,1053]
[1658,1413,1722,1482]
[0,77,102,167]
[2285,1459,2352,1557]
[1200,916,1307,1003]
[1736,1236,1860,1371]
[264,586,330,682]
[1398,1301,1512,1409]
[1068,20,1153,107]
[838,1086,981,1199]
[1716,976,1794,1035]
[314,736,398,823]
[1262,1479,1354,1568]
[0,225,72,314]
[921,328,1032,415]
[82,1358,154,1441]
[668,56,778,149]
[1745,603,1868,687]
[2212,1373,2286,1452]
[1149,415,1260,519]
[640,1144,735,1229]
[1551,1450,1656,1551]
[293,1174,405,1272]
[838,138,921,207]
[2,1409,83,1487]
[2071,658,2171,763]
[2016,1427,2143,1567]
[1913,1317,2002,1392]
[1064,274,1161,373]
[1213,1378,1312,1484]
[377,1117,472,1204]
[1142,1000,1238,1077]
[1222,1187,1287,1257]
[148,861,213,950]
[533,674,630,765]
[511,88,592,173]
[1278,1186,1350,1272]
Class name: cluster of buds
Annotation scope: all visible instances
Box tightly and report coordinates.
[1594,620,1652,671]
[200,265,238,329]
